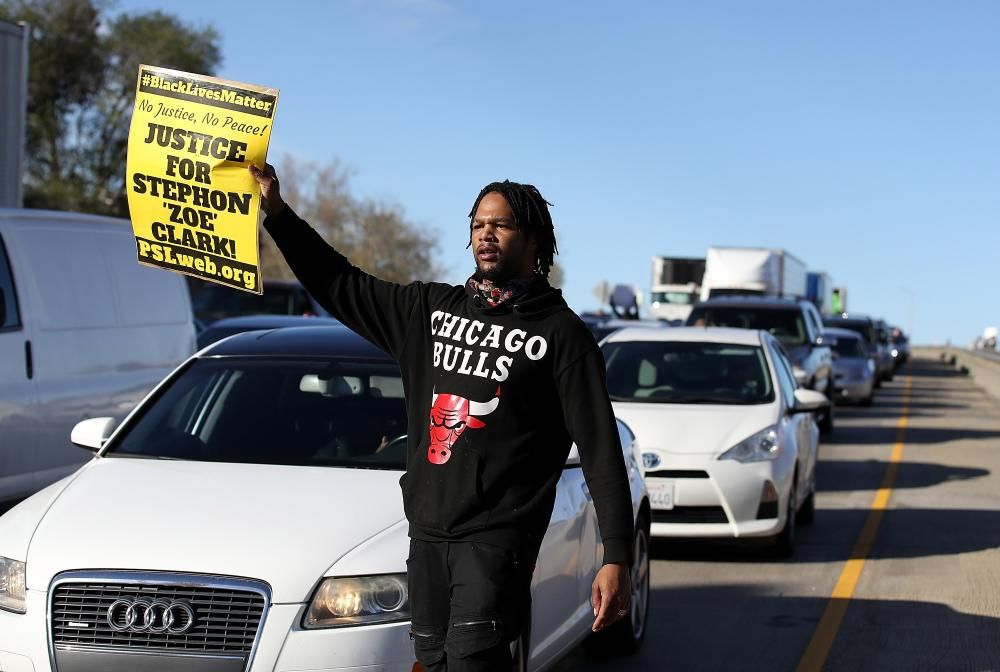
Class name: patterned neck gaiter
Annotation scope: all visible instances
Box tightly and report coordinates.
[465,275,539,308]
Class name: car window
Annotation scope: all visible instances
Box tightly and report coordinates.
[602,340,774,404]
[0,234,21,330]
[804,304,823,341]
[823,318,874,344]
[768,340,797,407]
[827,334,866,358]
[190,283,321,323]
[651,291,696,305]
[686,307,808,347]
[107,358,408,469]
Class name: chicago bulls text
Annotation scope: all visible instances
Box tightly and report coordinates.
[430,310,549,382]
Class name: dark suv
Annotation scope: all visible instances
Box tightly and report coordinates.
[686,297,834,433]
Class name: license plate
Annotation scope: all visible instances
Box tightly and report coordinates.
[648,480,675,510]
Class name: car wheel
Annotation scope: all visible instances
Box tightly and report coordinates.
[860,394,874,407]
[770,481,797,558]
[586,516,650,655]
[798,470,816,526]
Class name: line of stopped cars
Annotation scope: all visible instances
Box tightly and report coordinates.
[587,293,909,559]
[0,298,909,672]
[0,325,650,672]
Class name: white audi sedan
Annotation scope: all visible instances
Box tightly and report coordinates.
[602,327,825,556]
[0,326,650,672]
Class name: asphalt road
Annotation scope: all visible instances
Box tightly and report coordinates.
[554,356,1000,672]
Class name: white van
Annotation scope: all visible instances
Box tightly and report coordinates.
[0,209,195,502]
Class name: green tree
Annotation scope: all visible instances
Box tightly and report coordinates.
[0,0,220,215]
[259,156,441,285]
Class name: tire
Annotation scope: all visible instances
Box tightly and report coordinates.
[770,481,797,558]
[860,394,874,407]
[798,470,816,526]
[586,517,650,655]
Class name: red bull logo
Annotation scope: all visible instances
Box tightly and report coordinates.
[427,388,501,464]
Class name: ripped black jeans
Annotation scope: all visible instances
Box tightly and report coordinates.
[407,539,533,672]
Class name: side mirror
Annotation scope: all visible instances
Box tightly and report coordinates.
[565,443,581,467]
[71,417,117,452]
[791,389,830,414]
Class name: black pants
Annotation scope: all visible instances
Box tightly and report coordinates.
[407,539,534,672]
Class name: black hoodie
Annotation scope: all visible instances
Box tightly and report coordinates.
[264,207,634,565]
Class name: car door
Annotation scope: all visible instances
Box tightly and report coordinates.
[768,340,813,504]
[528,447,592,667]
[0,228,38,502]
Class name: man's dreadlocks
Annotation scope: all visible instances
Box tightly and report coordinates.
[468,180,558,279]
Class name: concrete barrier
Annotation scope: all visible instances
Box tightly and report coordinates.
[914,347,1000,403]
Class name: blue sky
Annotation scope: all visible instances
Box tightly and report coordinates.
[118,0,1000,345]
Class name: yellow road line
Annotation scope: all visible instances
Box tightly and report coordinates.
[796,374,913,672]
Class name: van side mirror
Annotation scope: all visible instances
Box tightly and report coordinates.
[71,417,117,452]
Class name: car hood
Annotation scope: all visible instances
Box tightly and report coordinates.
[833,357,871,377]
[24,458,406,603]
[611,401,777,456]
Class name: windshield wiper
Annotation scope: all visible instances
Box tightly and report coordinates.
[104,453,182,460]
[654,395,755,405]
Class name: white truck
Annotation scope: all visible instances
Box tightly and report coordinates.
[649,256,705,323]
[700,247,808,301]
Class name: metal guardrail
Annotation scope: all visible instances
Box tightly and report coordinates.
[966,349,1000,364]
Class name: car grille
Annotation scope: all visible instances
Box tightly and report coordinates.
[50,572,269,655]
[652,506,729,524]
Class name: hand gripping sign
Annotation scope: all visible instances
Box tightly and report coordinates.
[125,65,279,294]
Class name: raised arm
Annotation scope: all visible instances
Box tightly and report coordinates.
[251,164,421,358]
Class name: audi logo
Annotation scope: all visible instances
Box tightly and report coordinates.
[106,598,196,635]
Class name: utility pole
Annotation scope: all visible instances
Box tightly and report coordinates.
[0,19,29,208]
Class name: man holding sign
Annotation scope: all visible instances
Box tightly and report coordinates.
[251,163,634,671]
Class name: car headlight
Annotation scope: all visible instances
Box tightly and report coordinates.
[303,574,409,628]
[867,359,876,374]
[0,556,27,614]
[718,426,780,463]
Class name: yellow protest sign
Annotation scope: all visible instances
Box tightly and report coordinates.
[125,65,278,294]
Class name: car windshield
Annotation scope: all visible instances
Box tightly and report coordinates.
[190,284,323,323]
[106,358,407,470]
[823,319,874,344]
[651,291,696,305]
[602,341,774,404]
[688,307,808,346]
[828,335,866,358]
